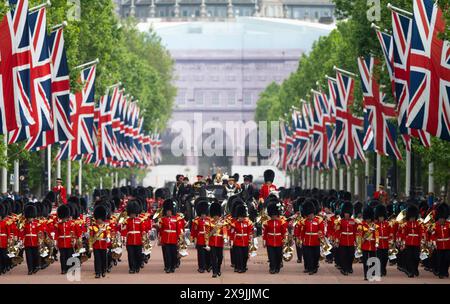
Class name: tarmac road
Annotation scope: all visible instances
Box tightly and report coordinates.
[1,239,449,284]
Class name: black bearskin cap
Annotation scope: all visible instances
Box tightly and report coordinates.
[342,191,352,202]
[341,201,353,216]
[35,202,43,217]
[231,198,245,218]
[68,196,80,205]
[45,191,56,203]
[79,197,88,214]
[267,202,281,217]
[264,169,275,183]
[94,205,108,221]
[69,204,80,219]
[354,201,363,216]
[163,199,177,215]
[13,200,23,215]
[209,202,222,217]
[57,205,70,219]
[363,207,375,221]
[435,203,449,220]
[0,204,7,218]
[375,204,387,219]
[301,199,316,217]
[243,175,253,182]
[195,198,210,216]
[24,204,37,219]
[368,199,381,209]
[127,200,142,215]
[406,204,419,220]
[155,188,169,200]
[236,204,248,218]
[111,188,120,198]
[293,197,305,213]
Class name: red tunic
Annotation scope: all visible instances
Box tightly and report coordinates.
[400,221,424,247]
[259,184,278,201]
[209,219,227,248]
[159,216,181,245]
[54,220,75,249]
[432,222,450,250]
[336,218,358,247]
[231,219,253,247]
[300,217,324,247]
[0,219,11,249]
[53,185,67,204]
[191,217,211,246]
[359,222,377,252]
[263,219,287,247]
[122,218,145,246]
[20,220,43,248]
[376,220,392,250]
[89,223,111,250]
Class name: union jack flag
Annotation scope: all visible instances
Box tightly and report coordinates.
[151,133,162,165]
[303,102,315,167]
[98,94,115,165]
[312,91,330,169]
[358,56,402,160]
[407,0,449,141]
[279,120,294,171]
[0,0,34,134]
[333,73,366,162]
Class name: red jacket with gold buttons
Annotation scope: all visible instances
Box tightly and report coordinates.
[359,222,378,252]
[209,218,227,248]
[191,217,211,246]
[431,221,450,250]
[263,219,287,247]
[376,220,392,249]
[89,223,111,250]
[20,220,43,248]
[335,218,358,247]
[300,217,324,247]
[231,219,253,247]
[54,220,75,249]
[121,217,145,246]
[259,184,278,201]
[0,219,11,249]
[159,216,181,245]
[400,221,424,247]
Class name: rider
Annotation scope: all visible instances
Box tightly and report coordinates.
[52,178,67,205]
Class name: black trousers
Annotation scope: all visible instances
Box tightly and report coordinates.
[162,244,178,271]
[234,246,249,272]
[376,248,389,275]
[196,245,211,271]
[126,245,142,272]
[94,249,108,275]
[0,248,7,272]
[397,249,405,269]
[210,246,223,275]
[435,249,450,277]
[362,250,376,279]
[405,246,420,276]
[59,248,74,273]
[339,246,354,273]
[230,246,235,267]
[267,246,282,271]
[25,247,39,273]
[295,245,302,262]
[302,246,320,272]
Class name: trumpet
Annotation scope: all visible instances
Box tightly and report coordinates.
[282,235,294,262]
[74,237,88,263]
[256,208,270,226]
[39,234,55,264]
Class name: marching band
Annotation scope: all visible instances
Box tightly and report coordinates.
[0,169,448,281]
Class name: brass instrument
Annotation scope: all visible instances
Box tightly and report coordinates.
[249,236,258,258]
[178,233,189,258]
[142,233,152,257]
[282,234,294,262]
[152,208,163,220]
[74,237,88,263]
[111,233,123,261]
[117,211,128,225]
[256,208,270,226]
[7,239,24,266]
[320,237,333,260]
[388,240,399,261]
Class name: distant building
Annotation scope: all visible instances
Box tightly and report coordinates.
[115,0,335,23]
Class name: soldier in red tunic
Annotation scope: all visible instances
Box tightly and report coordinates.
[53,178,67,205]
[159,199,182,273]
[55,204,75,274]
[0,204,10,275]
[430,203,450,279]
[375,204,392,277]
[121,201,145,274]
[335,202,357,276]
[191,198,211,273]
[21,204,42,275]
[231,203,253,273]
[208,202,227,278]
[263,201,287,274]
[90,205,111,279]
[358,207,378,281]
[299,199,324,275]
[259,170,277,203]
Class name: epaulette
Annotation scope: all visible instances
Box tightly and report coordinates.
[315,216,323,224]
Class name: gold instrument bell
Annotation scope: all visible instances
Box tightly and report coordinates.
[249,237,258,258]
[282,235,294,262]
[7,240,24,266]
[178,234,189,258]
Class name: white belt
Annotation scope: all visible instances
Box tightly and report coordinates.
[379,236,389,240]
[58,236,72,239]
[198,231,206,234]
[164,230,176,233]
[128,231,141,234]
[235,234,248,237]
[268,233,281,236]
[0,234,7,237]
[25,234,37,237]
[408,234,419,237]
[341,232,353,235]
[305,232,318,236]
[437,238,450,242]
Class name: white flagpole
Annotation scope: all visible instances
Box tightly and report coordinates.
[67,159,72,196]
[56,159,61,179]
[301,167,306,189]
[320,171,324,190]
[78,160,82,196]
[332,168,336,189]
[347,167,352,192]
[47,145,52,191]
[2,136,8,194]
[326,170,331,190]
[339,167,344,191]
[354,164,359,197]
[315,169,320,189]
[376,154,381,191]
[13,160,19,193]
[100,176,103,189]
[405,150,411,197]
[428,163,434,194]
[310,166,314,189]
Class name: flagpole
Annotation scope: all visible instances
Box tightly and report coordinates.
[365,155,369,200]
[78,160,82,196]
[73,58,100,71]
[354,164,359,197]
[13,160,19,193]
[29,0,52,13]
[376,154,381,191]
[347,167,352,192]
[315,169,319,189]
[387,3,413,17]
[100,176,103,189]
[301,167,306,188]
[47,145,52,191]
[310,166,314,189]
[332,168,336,190]
[339,166,344,191]
[67,159,72,196]
[428,163,434,194]
[1,135,8,194]
[56,160,61,179]
[405,150,411,197]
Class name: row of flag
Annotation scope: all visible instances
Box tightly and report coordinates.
[270,0,449,172]
[0,0,161,168]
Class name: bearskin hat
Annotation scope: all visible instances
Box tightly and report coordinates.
[111,188,120,198]
[231,198,245,218]
[243,175,253,183]
[127,200,142,215]
[406,204,419,220]
[57,204,70,219]
[353,201,363,216]
[0,204,7,218]
[24,204,37,219]
[155,188,168,200]
[79,197,88,214]
[69,204,80,219]
[209,202,222,217]
[236,204,248,218]
[341,201,354,216]
[120,186,129,196]
[328,189,338,198]
[93,189,101,200]
[195,198,210,216]
[68,196,80,205]
[310,198,320,215]
[35,202,43,218]
[292,197,304,213]
[264,169,275,183]
[342,191,352,202]
[363,206,375,221]
[301,199,316,217]
[435,203,449,220]
[136,187,147,199]
[13,200,23,215]
[163,199,177,215]
[386,204,394,218]
[45,191,56,203]
[368,199,381,209]
[94,205,108,221]
[375,204,387,219]
[267,202,281,217]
